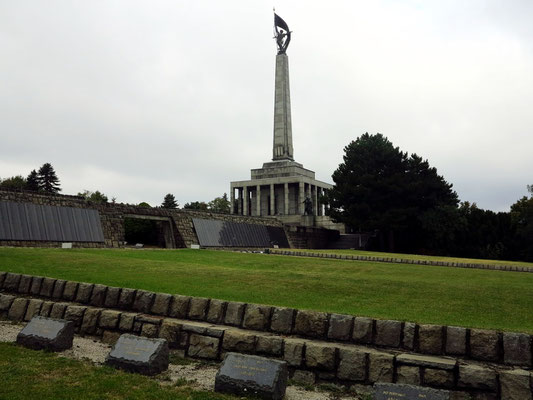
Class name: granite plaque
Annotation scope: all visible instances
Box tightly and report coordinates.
[215,353,288,400]
[105,334,169,375]
[17,316,74,351]
[375,383,450,400]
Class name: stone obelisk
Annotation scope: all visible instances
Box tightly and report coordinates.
[272,13,294,161]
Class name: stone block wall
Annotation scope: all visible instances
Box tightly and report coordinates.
[1,271,532,399]
[0,189,291,249]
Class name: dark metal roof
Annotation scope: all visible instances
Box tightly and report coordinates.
[192,218,289,248]
[0,201,104,242]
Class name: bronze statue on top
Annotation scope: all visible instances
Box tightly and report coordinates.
[274,13,291,54]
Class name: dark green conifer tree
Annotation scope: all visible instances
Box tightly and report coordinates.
[26,170,40,191]
[37,163,61,193]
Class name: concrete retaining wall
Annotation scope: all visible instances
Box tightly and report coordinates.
[1,271,532,399]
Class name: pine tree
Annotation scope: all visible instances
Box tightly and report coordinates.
[26,170,40,191]
[161,193,178,209]
[37,163,61,193]
[327,133,458,253]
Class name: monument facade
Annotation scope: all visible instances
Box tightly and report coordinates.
[230,14,343,231]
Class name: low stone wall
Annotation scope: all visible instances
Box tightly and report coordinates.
[269,249,533,274]
[1,271,532,399]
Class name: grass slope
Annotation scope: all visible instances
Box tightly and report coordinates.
[1,248,532,333]
[0,342,234,400]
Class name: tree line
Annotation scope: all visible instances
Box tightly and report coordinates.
[1,165,231,213]
[0,163,61,193]
[326,133,533,262]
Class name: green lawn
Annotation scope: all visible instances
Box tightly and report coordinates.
[289,249,533,268]
[1,248,533,333]
[0,342,234,400]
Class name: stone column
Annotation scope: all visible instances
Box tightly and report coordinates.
[256,185,261,216]
[298,181,304,215]
[317,187,323,216]
[230,187,235,214]
[324,189,328,215]
[272,54,294,161]
[237,188,242,215]
[243,186,248,216]
[313,185,318,216]
[284,183,289,215]
[270,184,275,215]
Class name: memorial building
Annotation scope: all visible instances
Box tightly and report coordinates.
[230,14,343,231]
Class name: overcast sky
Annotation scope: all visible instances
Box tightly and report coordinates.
[1,1,532,211]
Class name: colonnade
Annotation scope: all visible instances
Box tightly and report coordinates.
[230,181,327,217]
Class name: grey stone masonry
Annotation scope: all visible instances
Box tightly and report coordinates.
[272,53,293,161]
[17,274,32,294]
[446,326,466,356]
[52,279,66,299]
[188,297,209,320]
[499,369,533,400]
[4,273,21,292]
[375,320,402,347]
[188,334,219,359]
[328,314,354,341]
[243,304,272,331]
[62,281,78,301]
[293,310,328,338]
[224,302,246,327]
[8,298,28,321]
[104,286,121,308]
[3,272,533,399]
[151,293,172,316]
[206,299,227,324]
[40,277,56,297]
[503,332,532,367]
[132,290,155,313]
[75,283,93,304]
[0,294,15,311]
[402,322,416,350]
[270,307,294,334]
[418,324,443,355]
[24,299,43,321]
[118,288,136,309]
[81,308,101,335]
[305,342,336,371]
[469,329,500,362]
[168,295,190,319]
[29,276,43,295]
[353,317,374,344]
[90,284,107,307]
[2,286,533,398]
